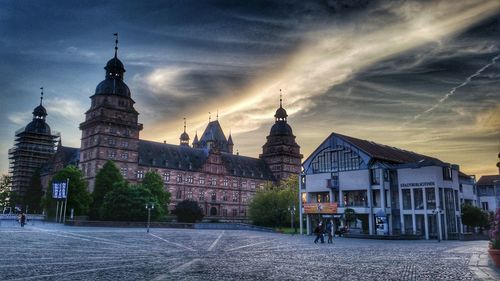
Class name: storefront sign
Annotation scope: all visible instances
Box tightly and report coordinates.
[303,202,338,214]
[400,182,435,188]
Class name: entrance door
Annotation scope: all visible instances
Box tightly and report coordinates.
[210,207,217,216]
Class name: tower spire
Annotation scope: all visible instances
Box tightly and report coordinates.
[40,87,44,105]
[279,89,282,108]
[183,117,187,133]
[216,109,219,120]
[113,33,119,58]
[209,112,211,122]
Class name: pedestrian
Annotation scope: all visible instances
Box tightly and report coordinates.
[313,222,323,244]
[19,212,26,227]
[327,220,333,243]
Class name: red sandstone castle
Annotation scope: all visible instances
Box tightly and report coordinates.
[12,42,302,219]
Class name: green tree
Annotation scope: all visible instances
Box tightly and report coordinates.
[91,160,124,219]
[0,175,12,210]
[142,171,170,213]
[461,204,489,232]
[173,199,204,223]
[100,181,160,221]
[43,165,92,218]
[344,208,356,228]
[248,176,299,228]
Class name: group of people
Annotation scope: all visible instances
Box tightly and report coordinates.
[313,220,334,244]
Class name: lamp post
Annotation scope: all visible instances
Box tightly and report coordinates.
[145,203,154,233]
[288,205,296,233]
[432,208,443,242]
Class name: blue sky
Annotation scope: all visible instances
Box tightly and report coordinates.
[1,0,499,177]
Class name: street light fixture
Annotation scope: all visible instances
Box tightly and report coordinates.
[288,205,296,233]
[432,208,443,242]
[145,203,155,233]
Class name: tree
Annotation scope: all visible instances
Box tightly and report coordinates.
[248,176,299,228]
[0,175,12,210]
[100,181,161,221]
[173,199,204,223]
[461,204,489,232]
[142,171,170,213]
[344,208,356,228]
[43,165,92,218]
[91,160,124,219]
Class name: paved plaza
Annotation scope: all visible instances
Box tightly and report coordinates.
[0,222,499,281]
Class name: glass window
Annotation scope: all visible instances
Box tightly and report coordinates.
[343,190,367,207]
[426,188,436,210]
[163,172,170,182]
[370,169,380,185]
[199,189,205,201]
[137,170,144,179]
[402,189,411,210]
[372,190,380,207]
[413,189,424,210]
[120,167,127,177]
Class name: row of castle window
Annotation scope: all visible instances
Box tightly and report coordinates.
[159,172,259,189]
[82,136,129,149]
[175,188,247,203]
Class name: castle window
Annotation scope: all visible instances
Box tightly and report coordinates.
[187,176,194,184]
[199,189,205,201]
[176,189,182,199]
[120,167,128,177]
[233,180,238,187]
[222,191,228,201]
[232,191,239,202]
[108,138,115,146]
[199,177,205,185]
[177,174,182,183]
[121,141,128,148]
[121,152,129,160]
[211,191,217,201]
[137,170,144,179]
[163,172,170,182]
[187,189,193,199]
[250,181,256,189]
[107,150,116,159]
[223,178,228,187]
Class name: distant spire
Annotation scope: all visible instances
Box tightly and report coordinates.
[279,89,283,108]
[216,109,219,120]
[113,33,119,58]
[40,87,44,105]
[183,117,187,133]
[209,112,211,122]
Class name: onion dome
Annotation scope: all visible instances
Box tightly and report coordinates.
[33,104,47,118]
[274,91,288,121]
[25,119,51,135]
[180,118,190,146]
[270,122,293,136]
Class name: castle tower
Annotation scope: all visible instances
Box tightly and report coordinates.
[79,35,143,191]
[9,89,59,199]
[227,132,234,154]
[260,92,302,182]
[179,118,190,147]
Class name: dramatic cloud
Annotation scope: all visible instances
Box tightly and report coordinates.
[0,0,499,177]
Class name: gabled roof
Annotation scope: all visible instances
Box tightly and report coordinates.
[138,140,207,171]
[221,152,274,180]
[476,175,500,186]
[198,120,229,152]
[335,133,444,165]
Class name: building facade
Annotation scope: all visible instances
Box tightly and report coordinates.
[476,153,500,213]
[299,132,465,240]
[34,41,302,219]
[9,92,59,198]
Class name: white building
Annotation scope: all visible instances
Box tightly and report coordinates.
[476,175,500,212]
[299,132,464,240]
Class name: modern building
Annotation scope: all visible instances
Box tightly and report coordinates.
[458,172,477,207]
[476,154,500,213]
[36,39,302,219]
[9,92,59,198]
[299,132,463,240]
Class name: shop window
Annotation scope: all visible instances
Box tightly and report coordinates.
[402,189,411,210]
[413,188,424,210]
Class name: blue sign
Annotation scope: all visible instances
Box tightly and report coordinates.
[52,181,68,199]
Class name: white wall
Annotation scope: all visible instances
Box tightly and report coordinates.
[339,170,369,190]
[305,173,330,192]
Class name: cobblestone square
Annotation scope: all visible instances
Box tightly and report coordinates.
[0,223,498,281]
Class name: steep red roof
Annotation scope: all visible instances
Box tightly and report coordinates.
[476,175,500,186]
[335,133,444,164]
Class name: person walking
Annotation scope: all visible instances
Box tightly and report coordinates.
[327,220,333,243]
[313,222,323,244]
[19,212,26,227]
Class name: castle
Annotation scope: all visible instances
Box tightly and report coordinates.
[10,40,302,218]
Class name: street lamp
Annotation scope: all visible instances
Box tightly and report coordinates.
[432,208,443,242]
[288,205,296,233]
[145,203,155,233]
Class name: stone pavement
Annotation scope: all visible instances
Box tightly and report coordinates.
[0,222,499,280]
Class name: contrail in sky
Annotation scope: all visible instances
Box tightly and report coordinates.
[407,53,500,124]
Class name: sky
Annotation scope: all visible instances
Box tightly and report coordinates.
[1,0,499,178]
